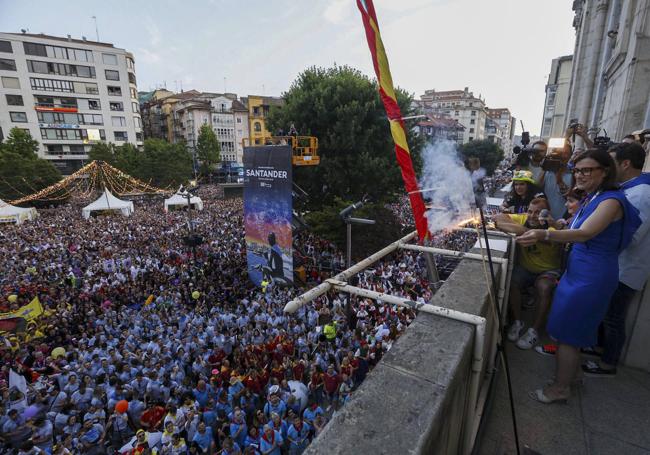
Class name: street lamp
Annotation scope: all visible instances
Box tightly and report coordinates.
[339,196,375,268]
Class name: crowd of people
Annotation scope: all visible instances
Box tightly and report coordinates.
[0,184,455,454]
[2,122,647,452]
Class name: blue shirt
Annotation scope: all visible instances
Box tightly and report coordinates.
[542,170,573,220]
[192,427,213,451]
[264,400,287,418]
[230,421,247,448]
[228,382,244,404]
[287,422,310,449]
[302,406,323,424]
[259,430,283,455]
[193,387,211,408]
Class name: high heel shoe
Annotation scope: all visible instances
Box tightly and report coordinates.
[528,388,569,404]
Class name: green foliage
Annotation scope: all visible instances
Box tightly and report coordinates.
[135,139,193,188]
[1,128,40,159]
[0,128,62,201]
[304,198,404,261]
[88,142,116,165]
[459,139,504,175]
[267,65,423,210]
[88,140,193,188]
[113,143,141,177]
[196,124,221,175]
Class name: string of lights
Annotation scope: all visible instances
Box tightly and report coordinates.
[9,160,171,206]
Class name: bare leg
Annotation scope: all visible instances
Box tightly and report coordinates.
[546,343,579,397]
[532,277,555,332]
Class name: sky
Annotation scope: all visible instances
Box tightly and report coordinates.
[1,0,576,136]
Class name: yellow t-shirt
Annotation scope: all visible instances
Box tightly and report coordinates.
[510,214,562,273]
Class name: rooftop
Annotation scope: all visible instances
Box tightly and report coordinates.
[418,116,465,130]
[4,32,117,49]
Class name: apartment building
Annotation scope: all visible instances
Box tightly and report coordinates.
[418,88,487,143]
[141,90,252,165]
[541,55,572,140]
[0,32,143,174]
[241,95,284,145]
[486,107,516,152]
[209,94,249,164]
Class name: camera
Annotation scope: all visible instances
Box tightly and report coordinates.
[512,132,542,169]
[593,134,612,152]
[541,137,568,172]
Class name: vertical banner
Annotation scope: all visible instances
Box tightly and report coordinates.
[244,145,294,287]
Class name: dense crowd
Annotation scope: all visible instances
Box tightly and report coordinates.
[0,186,446,455]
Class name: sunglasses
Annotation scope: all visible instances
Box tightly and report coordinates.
[572,166,603,176]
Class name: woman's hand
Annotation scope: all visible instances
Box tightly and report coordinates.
[516,229,544,246]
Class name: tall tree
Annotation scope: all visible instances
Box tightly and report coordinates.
[0,128,62,201]
[88,142,116,165]
[266,65,423,210]
[459,139,505,175]
[135,139,193,188]
[196,124,221,175]
[2,128,40,159]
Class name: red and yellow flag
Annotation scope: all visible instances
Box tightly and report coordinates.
[357,0,428,240]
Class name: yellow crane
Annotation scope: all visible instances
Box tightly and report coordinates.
[243,135,320,166]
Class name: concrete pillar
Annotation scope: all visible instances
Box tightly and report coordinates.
[590,0,621,129]
[576,0,610,128]
[566,1,589,128]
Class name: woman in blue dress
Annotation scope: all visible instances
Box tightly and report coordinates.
[517,149,640,403]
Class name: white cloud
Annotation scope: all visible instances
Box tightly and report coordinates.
[144,16,162,46]
[323,0,353,24]
[137,47,161,64]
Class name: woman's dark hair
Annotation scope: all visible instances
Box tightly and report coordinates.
[574,149,619,191]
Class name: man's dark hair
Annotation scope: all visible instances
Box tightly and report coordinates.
[609,142,646,170]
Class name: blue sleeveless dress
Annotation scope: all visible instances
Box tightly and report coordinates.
[547,190,640,347]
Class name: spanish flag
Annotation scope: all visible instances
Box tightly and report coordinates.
[357,0,428,241]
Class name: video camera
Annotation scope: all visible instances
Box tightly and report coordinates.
[540,137,568,173]
[593,133,613,152]
[512,131,542,168]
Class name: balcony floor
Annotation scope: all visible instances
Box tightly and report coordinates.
[477,340,650,454]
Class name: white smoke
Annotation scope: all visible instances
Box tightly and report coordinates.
[418,140,475,233]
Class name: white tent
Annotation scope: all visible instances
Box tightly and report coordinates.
[164,192,203,212]
[82,189,134,219]
[0,199,38,225]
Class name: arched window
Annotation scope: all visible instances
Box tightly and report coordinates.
[254,122,262,132]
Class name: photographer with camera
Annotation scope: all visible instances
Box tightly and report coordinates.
[565,122,594,154]
[512,133,546,182]
[537,135,573,220]
[494,198,562,349]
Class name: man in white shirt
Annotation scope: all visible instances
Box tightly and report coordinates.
[584,142,650,376]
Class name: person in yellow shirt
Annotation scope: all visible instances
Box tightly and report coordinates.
[494,197,562,349]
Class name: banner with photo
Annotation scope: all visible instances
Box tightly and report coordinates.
[243,145,293,287]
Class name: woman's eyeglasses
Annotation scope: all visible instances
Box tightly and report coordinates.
[572,166,603,176]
